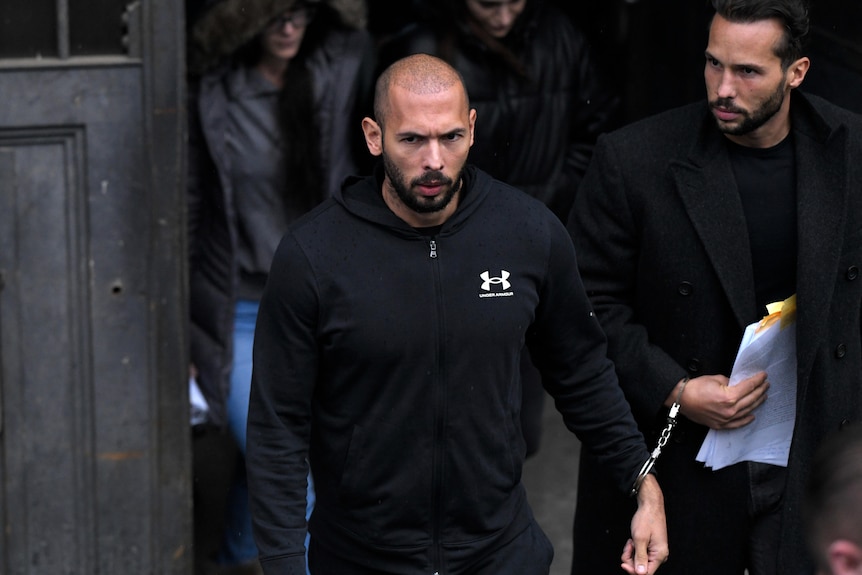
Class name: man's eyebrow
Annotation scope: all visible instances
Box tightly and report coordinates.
[705,50,765,71]
[393,129,424,138]
[394,127,467,138]
[733,62,765,72]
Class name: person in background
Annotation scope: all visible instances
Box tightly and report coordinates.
[568,0,862,573]
[363,0,430,48]
[804,425,862,575]
[378,0,619,459]
[246,53,666,575]
[186,0,374,571]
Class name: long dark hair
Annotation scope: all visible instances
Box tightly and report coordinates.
[280,2,356,213]
[278,55,324,215]
[235,1,331,214]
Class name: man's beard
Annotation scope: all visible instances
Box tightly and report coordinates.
[711,79,786,136]
[382,152,463,215]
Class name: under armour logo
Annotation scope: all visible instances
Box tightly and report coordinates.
[480,270,511,291]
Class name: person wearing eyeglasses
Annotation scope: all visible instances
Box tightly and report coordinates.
[186,0,374,572]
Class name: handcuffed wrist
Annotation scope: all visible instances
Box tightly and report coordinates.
[674,376,690,410]
[630,456,657,497]
[630,376,688,497]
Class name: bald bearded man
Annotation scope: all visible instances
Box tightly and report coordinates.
[246,54,668,575]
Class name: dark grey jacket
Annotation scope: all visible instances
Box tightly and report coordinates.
[187,0,373,425]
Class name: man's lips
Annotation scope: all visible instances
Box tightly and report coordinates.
[712,106,742,121]
[417,183,444,196]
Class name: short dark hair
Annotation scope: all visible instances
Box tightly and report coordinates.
[711,0,809,69]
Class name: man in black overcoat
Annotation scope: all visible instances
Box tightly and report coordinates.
[568,0,862,573]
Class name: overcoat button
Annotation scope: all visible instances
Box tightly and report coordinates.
[687,358,701,373]
[678,282,693,296]
[835,344,847,358]
[847,266,859,281]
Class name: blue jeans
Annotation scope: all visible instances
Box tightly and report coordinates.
[220,299,314,570]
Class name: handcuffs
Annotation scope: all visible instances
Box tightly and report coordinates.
[630,376,689,497]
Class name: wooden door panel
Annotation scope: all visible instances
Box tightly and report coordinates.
[0,1,190,572]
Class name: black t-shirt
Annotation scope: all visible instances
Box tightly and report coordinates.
[727,135,797,314]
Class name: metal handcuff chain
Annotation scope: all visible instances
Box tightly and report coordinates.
[630,376,689,497]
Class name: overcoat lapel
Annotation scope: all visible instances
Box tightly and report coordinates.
[668,95,849,401]
[793,99,848,393]
[670,115,758,330]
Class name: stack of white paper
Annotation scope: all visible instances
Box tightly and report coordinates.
[696,296,797,470]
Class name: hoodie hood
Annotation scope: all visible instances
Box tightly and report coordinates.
[190,0,367,74]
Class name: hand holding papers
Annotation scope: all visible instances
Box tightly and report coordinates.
[696,295,797,470]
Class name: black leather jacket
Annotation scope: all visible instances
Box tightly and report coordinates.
[380,0,619,220]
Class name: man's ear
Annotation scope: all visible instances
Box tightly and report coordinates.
[361,117,383,157]
[826,540,862,575]
[468,108,477,147]
[787,56,810,89]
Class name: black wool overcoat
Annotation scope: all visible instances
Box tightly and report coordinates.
[568,91,862,575]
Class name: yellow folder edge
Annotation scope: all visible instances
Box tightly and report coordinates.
[756,293,797,334]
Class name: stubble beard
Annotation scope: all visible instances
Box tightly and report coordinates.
[382,151,463,215]
[711,79,787,136]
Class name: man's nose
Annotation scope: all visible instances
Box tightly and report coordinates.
[424,141,444,171]
[716,70,737,100]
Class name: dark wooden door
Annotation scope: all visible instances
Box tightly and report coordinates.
[0,1,190,573]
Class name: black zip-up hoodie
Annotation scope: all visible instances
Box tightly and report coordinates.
[247,165,648,574]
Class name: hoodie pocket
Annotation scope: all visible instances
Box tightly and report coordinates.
[338,422,432,541]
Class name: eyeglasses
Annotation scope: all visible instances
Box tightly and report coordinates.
[268,8,314,30]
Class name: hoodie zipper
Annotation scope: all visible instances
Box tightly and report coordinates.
[428,235,445,574]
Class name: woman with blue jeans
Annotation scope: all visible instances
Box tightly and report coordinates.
[221,300,314,565]
[186,0,374,569]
